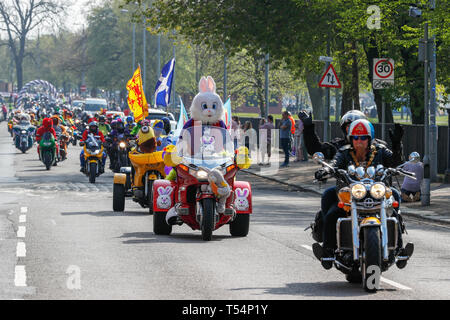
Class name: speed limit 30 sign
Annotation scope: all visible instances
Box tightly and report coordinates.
[373,58,394,89]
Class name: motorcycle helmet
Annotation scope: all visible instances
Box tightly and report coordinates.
[347,119,375,143]
[126,116,134,124]
[409,152,421,163]
[152,120,164,135]
[110,120,118,130]
[161,117,171,134]
[99,115,106,124]
[89,121,98,133]
[340,110,367,136]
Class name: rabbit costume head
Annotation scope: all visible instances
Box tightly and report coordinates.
[190,76,224,125]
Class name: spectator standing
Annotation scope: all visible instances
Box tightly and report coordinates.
[231,116,241,150]
[280,111,292,167]
[295,112,309,162]
[242,120,257,159]
[287,111,296,155]
[258,115,275,165]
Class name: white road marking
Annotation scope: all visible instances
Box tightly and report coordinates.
[301,244,412,291]
[14,266,27,287]
[19,215,26,223]
[17,226,26,238]
[20,207,28,214]
[380,276,412,290]
[16,242,26,257]
[50,219,56,226]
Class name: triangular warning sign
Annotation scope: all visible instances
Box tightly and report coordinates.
[318,64,341,88]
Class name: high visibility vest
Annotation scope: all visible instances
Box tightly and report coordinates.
[288,116,295,135]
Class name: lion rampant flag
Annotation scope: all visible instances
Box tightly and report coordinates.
[126,65,148,122]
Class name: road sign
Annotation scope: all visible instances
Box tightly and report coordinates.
[318,64,341,88]
[80,85,87,92]
[373,58,394,89]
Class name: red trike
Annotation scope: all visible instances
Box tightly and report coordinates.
[151,125,252,241]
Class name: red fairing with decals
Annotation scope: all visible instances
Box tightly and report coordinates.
[233,181,252,214]
[152,180,177,212]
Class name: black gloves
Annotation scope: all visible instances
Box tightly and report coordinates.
[314,168,330,181]
[389,123,404,147]
[298,111,313,126]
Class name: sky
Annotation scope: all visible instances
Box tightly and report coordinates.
[64,0,103,32]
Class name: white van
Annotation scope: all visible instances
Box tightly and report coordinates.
[84,98,108,113]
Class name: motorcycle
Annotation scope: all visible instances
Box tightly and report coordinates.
[39,132,57,170]
[79,134,105,183]
[13,125,35,153]
[308,152,416,292]
[150,125,252,241]
[57,133,70,161]
[110,133,133,173]
[112,142,166,213]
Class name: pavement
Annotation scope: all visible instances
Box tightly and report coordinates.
[244,150,450,226]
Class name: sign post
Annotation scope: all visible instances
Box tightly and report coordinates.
[373,58,394,141]
[319,62,341,142]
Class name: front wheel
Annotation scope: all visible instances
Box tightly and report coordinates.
[89,162,97,184]
[43,151,52,170]
[113,184,125,212]
[362,227,381,292]
[230,214,250,237]
[201,198,215,241]
[153,211,172,235]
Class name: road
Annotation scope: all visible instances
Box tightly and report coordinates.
[1,122,450,300]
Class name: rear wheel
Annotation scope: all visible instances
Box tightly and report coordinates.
[229,214,250,237]
[362,227,381,292]
[201,198,215,241]
[113,184,125,212]
[153,211,172,235]
[89,162,97,184]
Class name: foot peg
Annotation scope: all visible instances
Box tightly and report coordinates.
[396,243,414,269]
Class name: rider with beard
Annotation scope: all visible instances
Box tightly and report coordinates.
[312,119,414,271]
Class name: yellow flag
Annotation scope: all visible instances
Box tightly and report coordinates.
[126,65,148,122]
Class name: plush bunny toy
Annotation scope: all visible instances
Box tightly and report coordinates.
[183,76,227,129]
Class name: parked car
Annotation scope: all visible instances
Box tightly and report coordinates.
[146,109,177,132]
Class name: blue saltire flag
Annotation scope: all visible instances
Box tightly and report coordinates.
[154,58,175,107]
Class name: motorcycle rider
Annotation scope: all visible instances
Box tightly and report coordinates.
[125,116,136,132]
[313,119,413,270]
[36,117,58,160]
[152,120,172,151]
[98,115,111,136]
[79,121,107,173]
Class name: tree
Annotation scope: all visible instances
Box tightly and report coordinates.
[0,0,64,90]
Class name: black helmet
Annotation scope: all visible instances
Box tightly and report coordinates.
[89,121,98,132]
[340,110,367,136]
[99,115,106,123]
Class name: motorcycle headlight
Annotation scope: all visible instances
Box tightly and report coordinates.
[351,184,367,200]
[196,169,208,180]
[119,142,126,149]
[370,183,386,199]
[21,130,27,134]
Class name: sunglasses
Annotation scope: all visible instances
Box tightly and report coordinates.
[352,136,369,141]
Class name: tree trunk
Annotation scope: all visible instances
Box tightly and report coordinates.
[306,73,324,120]
[15,58,23,91]
[351,41,360,110]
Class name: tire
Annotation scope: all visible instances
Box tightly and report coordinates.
[89,162,97,184]
[201,198,215,241]
[153,211,172,235]
[230,214,250,237]
[362,227,381,292]
[43,151,52,170]
[147,180,154,214]
[113,184,126,212]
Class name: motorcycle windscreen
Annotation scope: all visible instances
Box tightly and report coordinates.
[176,125,234,170]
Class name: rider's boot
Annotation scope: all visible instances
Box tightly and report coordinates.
[312,243,334,270]
[396,242,414,269]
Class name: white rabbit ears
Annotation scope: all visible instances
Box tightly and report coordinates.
[199,76,216,94]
